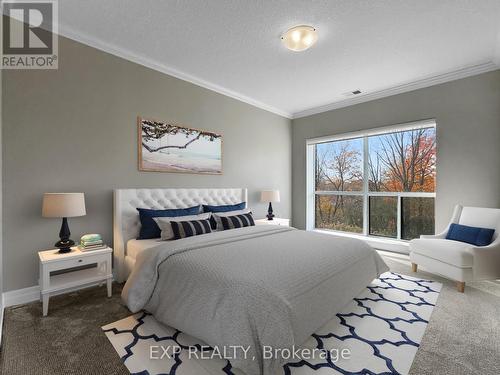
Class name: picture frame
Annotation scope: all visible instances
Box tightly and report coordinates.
[138,116,223,174]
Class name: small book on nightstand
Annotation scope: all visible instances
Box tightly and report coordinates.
[78,244,108,252]
[79,234,107,251]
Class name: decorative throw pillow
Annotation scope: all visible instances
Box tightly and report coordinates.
[202,202,246,213]
[137,206,201,239]
[211,209,251,231]
[153,213,211,240]
[217,212,255,230]
[446,223,495,246]
[202,202,247,229]
[170,218,213,240]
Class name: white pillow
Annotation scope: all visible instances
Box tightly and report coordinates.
[153,213,211,240]
[212,209,251,231]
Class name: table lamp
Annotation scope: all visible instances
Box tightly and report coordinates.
[260,190,280,220]
[42,193,86,253]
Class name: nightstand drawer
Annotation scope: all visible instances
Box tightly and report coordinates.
[45,253,109,272]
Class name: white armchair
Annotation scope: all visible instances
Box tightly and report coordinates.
[409,205,500,292]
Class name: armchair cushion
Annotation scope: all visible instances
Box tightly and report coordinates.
[410,239,473,268]
[446,223,495,246]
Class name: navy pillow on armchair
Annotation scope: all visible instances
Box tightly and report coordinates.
[446,223,495,246]
[137,206,201,239]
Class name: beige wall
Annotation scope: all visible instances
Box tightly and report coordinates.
[2,36,292,291]
[292,70,500,232]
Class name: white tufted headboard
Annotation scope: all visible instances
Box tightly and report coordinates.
[113,188,248,281]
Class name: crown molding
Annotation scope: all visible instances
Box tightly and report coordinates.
[56,23,498,122]
[56,24,293,119]
[292,61,500,119]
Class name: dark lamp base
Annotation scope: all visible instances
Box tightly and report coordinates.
[266,202,275,220]
[55,239,75,253]
[55,217,75,253]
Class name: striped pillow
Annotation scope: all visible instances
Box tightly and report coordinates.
[170,218,212,239]
[218,212,255,230]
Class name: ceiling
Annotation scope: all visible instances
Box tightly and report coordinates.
[56,0,500,118]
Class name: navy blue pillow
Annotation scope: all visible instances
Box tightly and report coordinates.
[137,206,201,239]
[170,218,212,240]
[202,202,246,229]
[219,212,255,230]
[202,202,246,213]
[446,223,495,246]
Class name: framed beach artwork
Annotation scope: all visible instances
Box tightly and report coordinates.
[138,117,222,174]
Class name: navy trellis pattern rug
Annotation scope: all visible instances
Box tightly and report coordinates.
[103,272,441,375]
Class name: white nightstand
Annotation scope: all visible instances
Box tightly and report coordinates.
[255,218,291,227]
[38,246,113,316]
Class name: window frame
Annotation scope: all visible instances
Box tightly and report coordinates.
[306,119,436,241]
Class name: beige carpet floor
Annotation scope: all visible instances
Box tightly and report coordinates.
[382,252,500,375]
[1,253,499,375]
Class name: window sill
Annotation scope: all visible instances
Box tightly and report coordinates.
[313,229,410,254]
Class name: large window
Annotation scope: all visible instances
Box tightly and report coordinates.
[308,121,436,241]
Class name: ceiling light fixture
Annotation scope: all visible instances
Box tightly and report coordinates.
[281,25,318,52]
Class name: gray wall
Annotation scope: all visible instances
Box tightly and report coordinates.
[292,70,500,232]
[0,17,3,302]
[3,36,291,291]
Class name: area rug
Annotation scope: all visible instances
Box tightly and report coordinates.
[103,272,441,375]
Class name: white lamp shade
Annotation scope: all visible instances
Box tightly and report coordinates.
[260,190,280,203]
[42,193,86,218]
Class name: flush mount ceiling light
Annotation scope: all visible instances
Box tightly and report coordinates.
[281,25,318,52]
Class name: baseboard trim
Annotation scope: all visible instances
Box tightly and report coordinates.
[3,280,114,308]
[3,285,40,307]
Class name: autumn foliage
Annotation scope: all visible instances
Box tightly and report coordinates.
[372,129,436,192]
[315,128,436,239]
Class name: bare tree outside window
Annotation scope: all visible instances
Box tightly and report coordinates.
[315,139,363,233]
[369,128,436,192]
[314,126,436,240]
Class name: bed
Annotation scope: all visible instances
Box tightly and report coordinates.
[113,188,248,282]
[115,188,388,375]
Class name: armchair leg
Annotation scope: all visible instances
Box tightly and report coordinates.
[411,263,417,272]
[456,281,465,293]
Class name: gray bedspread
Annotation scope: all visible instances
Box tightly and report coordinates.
[122,226,388,375]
